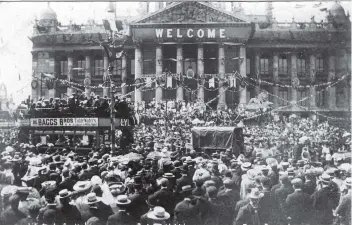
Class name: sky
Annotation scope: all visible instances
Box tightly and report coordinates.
[0,1,350,104]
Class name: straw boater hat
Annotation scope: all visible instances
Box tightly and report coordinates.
[86,193,101,205]
[343,177,352,187]
[116,195,131,205]
[58,189,71,199]
[241,162,252,171]
[320,173,331,184]
[73,181,92,192]
[147,206,170,221]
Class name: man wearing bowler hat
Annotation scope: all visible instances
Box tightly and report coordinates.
[174,185,202,225]
[127,176,148,220]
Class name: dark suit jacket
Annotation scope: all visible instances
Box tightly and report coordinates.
[202,198,223,225]
[218,189,240,224]
[312,186,339,225]
[273,184,294,223]
[174,199,202,225]
[148,188,175,214]
[57,203,82,225]
[285,189,311,224]
[336,191,351,225]
[58,177,75,191]
[302,180,316,195]
[107,210,136,225]
[176,175,193,193]
[259,189,275,225]
[234,203,263,225]
[0,208,26,225]
[128,191,148,220]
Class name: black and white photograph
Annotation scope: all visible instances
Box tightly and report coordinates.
[0,1,351,225]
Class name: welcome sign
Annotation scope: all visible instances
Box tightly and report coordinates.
[155,28,227,39]
[132,25,253,43]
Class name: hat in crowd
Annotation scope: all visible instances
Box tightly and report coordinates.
[261,165,270,172]
[281,162,289,169]
[73,181,92,192]
[10,155,21,162]
[344,177,352,187]
[241,162,252,171]
[297,160,305,167]
[163,173,175,179]
[181,185,193,193]
[326,154,332,161]
[223,178,235,187]
[326,168,337,177]
[291,178,303,186]
[58,189,71,199]
[86,193,101,205]
[287,167,295,177]
[109,182,126,194]
[86,217,103,225]
[116,195,131,205]
[147,206,170,221]
[266,158,278,167]
[248,188,264,199]
[320,173,331,184]
[246,169,257,181]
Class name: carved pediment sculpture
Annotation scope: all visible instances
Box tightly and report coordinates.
[135,2,245,24]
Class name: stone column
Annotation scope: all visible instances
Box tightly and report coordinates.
[272,52,279,107]
[67,52,74,96]
[254,50,261,95]
[309,54,317,109]
[290,52,299,110]
[239,46,247,105]
[176,45,184,102]
[328,54,336,109]
[121,54,128,96]
[48,53,56,99]
[155,45,163,102]
[197,44,204,102]
[85,54,91,96]
[217,44,226,109]
[103,54,110,98]
[134,47,142,103]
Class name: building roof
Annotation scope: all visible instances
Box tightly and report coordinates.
[38,3,57,21]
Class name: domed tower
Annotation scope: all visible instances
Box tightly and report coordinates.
[327,2,350,29]
[36,2,58,33]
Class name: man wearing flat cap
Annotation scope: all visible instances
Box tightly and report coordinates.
[57,189,81,225]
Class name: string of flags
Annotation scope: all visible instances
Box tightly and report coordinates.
[248,73,350,89]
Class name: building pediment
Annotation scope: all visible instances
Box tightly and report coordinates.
[132,2,247,24]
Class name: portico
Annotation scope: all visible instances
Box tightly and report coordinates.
[130,1,252,109]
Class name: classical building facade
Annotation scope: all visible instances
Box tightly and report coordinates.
[30,2,351,117]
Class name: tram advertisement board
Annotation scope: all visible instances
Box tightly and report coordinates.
[30,118,99,127]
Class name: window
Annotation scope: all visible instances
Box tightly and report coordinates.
[59,60,68,76]
[143,48,156,75]
[278,88,289,106]
[225,45,236,74]
[316,88,326,107]
[93,56,104,76]
[297,57,306,77]
[77,56,85,76]
[260,57,269,76]
[246,58,250,75]
[298,89,308,106]
[112,59,122,76]
[278,56,288,76]
[315,56,324,77]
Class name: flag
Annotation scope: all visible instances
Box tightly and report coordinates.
[103,20,112,31]
[229,76,236,87]
[167,76,172,88]
[18,73,21,81]
[313,2,322,8]
[209,77,215,88]
[320,8,328,12]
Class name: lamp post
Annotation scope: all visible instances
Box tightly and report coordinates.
[108,64,116,153]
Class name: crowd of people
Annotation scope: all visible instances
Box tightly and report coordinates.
[17,93,133,119]
[0,96,351,225]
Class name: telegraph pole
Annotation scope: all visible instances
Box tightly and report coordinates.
[109,64,116,153]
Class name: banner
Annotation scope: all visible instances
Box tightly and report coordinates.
[30,118,99,127]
